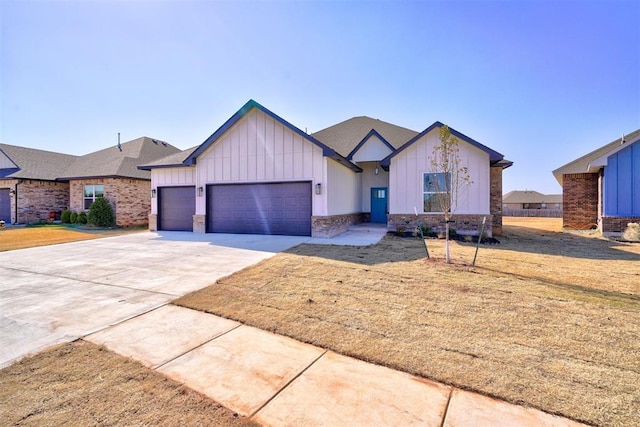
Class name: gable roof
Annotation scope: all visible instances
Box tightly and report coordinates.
[346,129,396,160]
[59,137,181,180]
[0,143,78,181]
[183,100,361,172]
[312,116,419,158]
[503,190,562,204]
[552,128,640,186]
[380,121,507,169]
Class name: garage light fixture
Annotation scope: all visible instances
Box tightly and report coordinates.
[315,183,322,195]
[151,189,157,198]
[198,186,204,197]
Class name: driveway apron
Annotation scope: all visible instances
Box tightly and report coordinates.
[0,231,308,368]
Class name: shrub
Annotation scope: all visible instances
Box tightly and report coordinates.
[622,222,640,242]
[87,197,115,227]
[61,209,71,224]
[78,211,88,224]
[70,212,78,224]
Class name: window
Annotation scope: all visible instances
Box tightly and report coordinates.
[84,185,104,209]
[423,173,449,212]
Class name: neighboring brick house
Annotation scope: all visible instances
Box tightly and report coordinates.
[553,129,640,235]
[0,137,180,226]
[141,100,512,237]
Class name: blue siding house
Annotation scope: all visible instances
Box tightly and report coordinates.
[553,129,640,235]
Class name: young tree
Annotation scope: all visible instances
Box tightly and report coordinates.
[427,125,472,263]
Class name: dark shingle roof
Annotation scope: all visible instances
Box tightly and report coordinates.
[59,137,181,180]
[503,190,562,204]
[552,128,640,186]
[311,116,419,157]
[0,144,78,180]
[138,146,199,170]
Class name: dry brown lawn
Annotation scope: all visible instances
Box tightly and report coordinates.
[0,341,256,426]
[0,225,143,252]
[176,217,640,427]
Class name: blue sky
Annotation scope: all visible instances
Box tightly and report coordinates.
[1,0,638,194]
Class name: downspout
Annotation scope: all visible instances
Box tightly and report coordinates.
[14,180,22,224]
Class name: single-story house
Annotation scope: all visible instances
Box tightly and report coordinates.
[553,129,640,234]
[502,190,563,211]
[141,100,512,237]
[0,137,180,226]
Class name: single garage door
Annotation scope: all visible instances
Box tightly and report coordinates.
[0,189,10,223]
[207,182,311,236]
[158,186,195,231]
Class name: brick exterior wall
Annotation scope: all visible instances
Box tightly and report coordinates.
[490,166,503,236]
[0,179,69,224]
[312,213,365,238]
[70,178,151,227]
[388,214,494,237]
[562,173,599,230]
[602,216,640,235]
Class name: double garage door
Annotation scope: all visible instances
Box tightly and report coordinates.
[158,182,311,236]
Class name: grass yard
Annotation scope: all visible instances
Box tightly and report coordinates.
[0,341,256,426]
[0,224,144,252]
[176,217,640,426]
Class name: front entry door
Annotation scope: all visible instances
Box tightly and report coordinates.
[370,187,388,223]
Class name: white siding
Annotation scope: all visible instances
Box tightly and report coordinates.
[150,166,196,214]
[351,135,393,162]
[327,158,361,215]
[389,128,490,214]
[195,109,326,215]
[360,162,389,213]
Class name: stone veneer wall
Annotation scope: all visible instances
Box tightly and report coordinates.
[0,179,69,224]
[388,214,494,237]
[70,178,151,227]
[562,173,599,230]
[601,216,640,235]
[312,213,365,238]
[490,166,503,236]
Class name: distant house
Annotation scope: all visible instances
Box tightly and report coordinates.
[141,99,512,237]
[0,138,180,226]
[502,190,563,215]
[552,129,640,234]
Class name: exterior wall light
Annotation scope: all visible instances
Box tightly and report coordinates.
[198,186,204,197]
[151,189,157,198]
[374,166,379,175]
[315,183,322,195]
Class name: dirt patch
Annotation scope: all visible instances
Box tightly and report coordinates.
[0,225,144,252]
[0,341,256,426]
[176,218,640,426]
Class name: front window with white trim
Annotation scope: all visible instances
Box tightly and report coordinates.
[84,185,104,209]
[423,173,449,213]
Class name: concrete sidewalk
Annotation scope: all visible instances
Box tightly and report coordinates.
[87,305,585,427]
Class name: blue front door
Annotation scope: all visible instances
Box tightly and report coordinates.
[371,187,388,223]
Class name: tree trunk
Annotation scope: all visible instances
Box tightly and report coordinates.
[445,221,451,263]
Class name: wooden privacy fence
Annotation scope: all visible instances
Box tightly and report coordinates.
[503,208,562,218]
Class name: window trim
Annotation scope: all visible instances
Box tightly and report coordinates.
[422,172,450,213]
[83,184,104,210]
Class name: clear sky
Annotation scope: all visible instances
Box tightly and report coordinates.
[1,0,639,194]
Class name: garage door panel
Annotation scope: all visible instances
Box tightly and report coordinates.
[159,187,195,231]
[0,189,11,222]
[207,182,311,236]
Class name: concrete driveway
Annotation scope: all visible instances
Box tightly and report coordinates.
[0,231,309,368]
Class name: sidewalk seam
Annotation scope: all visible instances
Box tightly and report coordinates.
[153,323,242,370]
[248,349,329,419]
[439,388,454,427]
